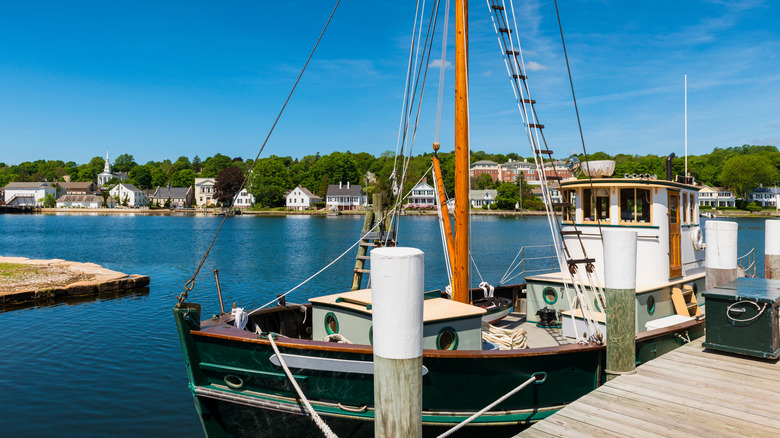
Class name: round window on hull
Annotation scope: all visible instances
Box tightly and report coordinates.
[647,295,656,315]
[436,327,459,350]
[543,287,558,305]
[324,312,339,335]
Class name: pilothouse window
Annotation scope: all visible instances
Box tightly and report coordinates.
[583,188,610,221]
[562,189,575,222]
[619,188,651,224]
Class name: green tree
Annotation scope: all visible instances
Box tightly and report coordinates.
[495,182,521,210]
[171,169,196,188]
[720,155,779,200]
[251,157,293,207]
[113,154,137,172]
[128,165,153,189]
[201,154,234,178]
[40,193,57,208]
[192,155,202,173]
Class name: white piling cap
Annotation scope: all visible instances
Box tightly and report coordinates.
[603,230,637,290]
[705,221,738,270]
[766,220,780,256]
[370,247,424,360]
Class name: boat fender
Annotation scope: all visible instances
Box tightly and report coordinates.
[231,306,248,330]
[691,226,704,251]
[479,281,495,298]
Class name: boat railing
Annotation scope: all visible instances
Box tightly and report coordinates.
[737,248,756,277]
[499,244,559,286]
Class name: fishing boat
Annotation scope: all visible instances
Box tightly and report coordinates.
[174,1,707,436]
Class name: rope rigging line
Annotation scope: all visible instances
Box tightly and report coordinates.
[178,0,342,304]
[487,0,604,343]
[388,0,442,244]
[267,334,338,438]
[249,167,433,314]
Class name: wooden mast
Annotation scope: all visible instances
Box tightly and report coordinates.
[453,0,470,303]
[432,144,456,277]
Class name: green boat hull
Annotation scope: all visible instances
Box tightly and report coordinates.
[174,303,703,436]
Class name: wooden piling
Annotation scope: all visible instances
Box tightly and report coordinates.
[765,220,780,279]
[371,247,424,438]
[705,221,738,290]
[603,230,637,381]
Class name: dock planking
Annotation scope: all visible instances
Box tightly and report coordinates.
[518,338,780,437]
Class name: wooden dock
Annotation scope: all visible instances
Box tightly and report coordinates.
[518,338,780,437]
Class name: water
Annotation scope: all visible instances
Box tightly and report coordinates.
[0,214,769,436]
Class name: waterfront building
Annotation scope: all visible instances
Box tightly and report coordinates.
[698,185,736,208]
[149,186,194,208]
[56,194,115,208]
[194,178,215,207]
[2,182,60,206]
[326,181,364,211]
[499,159,536,183]
[62,181,100,195]
[96,152,128,186]
[405,182,436,209]
[469,160,500,181]
[470,189,497,208]
[109,183,147,207]
[233,188,254,209]
[286,186,321,211]
[749,184,780,207]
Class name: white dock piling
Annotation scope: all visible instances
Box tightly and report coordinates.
[705,221,738,290]
[766,220,780,279]
[603,230,637,381]
[370,247,424,438]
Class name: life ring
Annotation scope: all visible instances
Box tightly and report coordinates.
[691,226,704,251]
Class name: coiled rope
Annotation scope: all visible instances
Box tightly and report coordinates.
[481,322,527,350]
[267,334,338,438]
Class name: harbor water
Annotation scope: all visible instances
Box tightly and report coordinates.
[0,214,769,436]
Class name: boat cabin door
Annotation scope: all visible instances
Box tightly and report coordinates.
[668,190,682,278]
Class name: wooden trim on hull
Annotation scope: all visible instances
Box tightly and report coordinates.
[191,317,703,358]
[193,385,562,425]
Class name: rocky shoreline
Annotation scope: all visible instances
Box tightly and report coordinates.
[0,256,150,305]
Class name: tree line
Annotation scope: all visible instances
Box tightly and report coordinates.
[1,144,777,209]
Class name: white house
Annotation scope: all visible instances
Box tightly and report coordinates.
[326,181,364,211]
[109,183,147,207]
[698,185,735,208]
[470,189,497,208]
[3,182,60,206]
[405,182,437,209]
[194,178,216,207]
[286,186,321,210]
[233,188,253,209]
[749,185,780,207]
[56,195,115,208]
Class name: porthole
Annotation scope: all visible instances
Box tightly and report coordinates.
[436,327,459,350]
[369,325,373,345]
[594,297,604,312]
[647,295,656,315]
[543,287,558,305]
[324,312,339,335]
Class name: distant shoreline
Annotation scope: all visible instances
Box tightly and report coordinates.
[27,207,779,218]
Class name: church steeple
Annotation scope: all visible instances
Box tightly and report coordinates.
[103,150,111,173]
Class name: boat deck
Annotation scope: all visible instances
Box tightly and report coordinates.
[517,338,780,437]
[494,313,575,348]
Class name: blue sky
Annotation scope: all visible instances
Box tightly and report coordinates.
[1,0,778,165]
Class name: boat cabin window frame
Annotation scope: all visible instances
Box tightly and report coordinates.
[561,189,576,222]
[688,192,697,224]
[682,192,689,224]
[618,187,653,225]
[582,187,610,222]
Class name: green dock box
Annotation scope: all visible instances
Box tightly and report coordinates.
[702,278,780,359]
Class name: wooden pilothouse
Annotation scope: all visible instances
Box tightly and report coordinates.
[525,159,706,336]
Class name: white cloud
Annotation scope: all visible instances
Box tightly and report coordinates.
[525,61,548,71]
[428,59,452,69]
[481,70,493,77]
